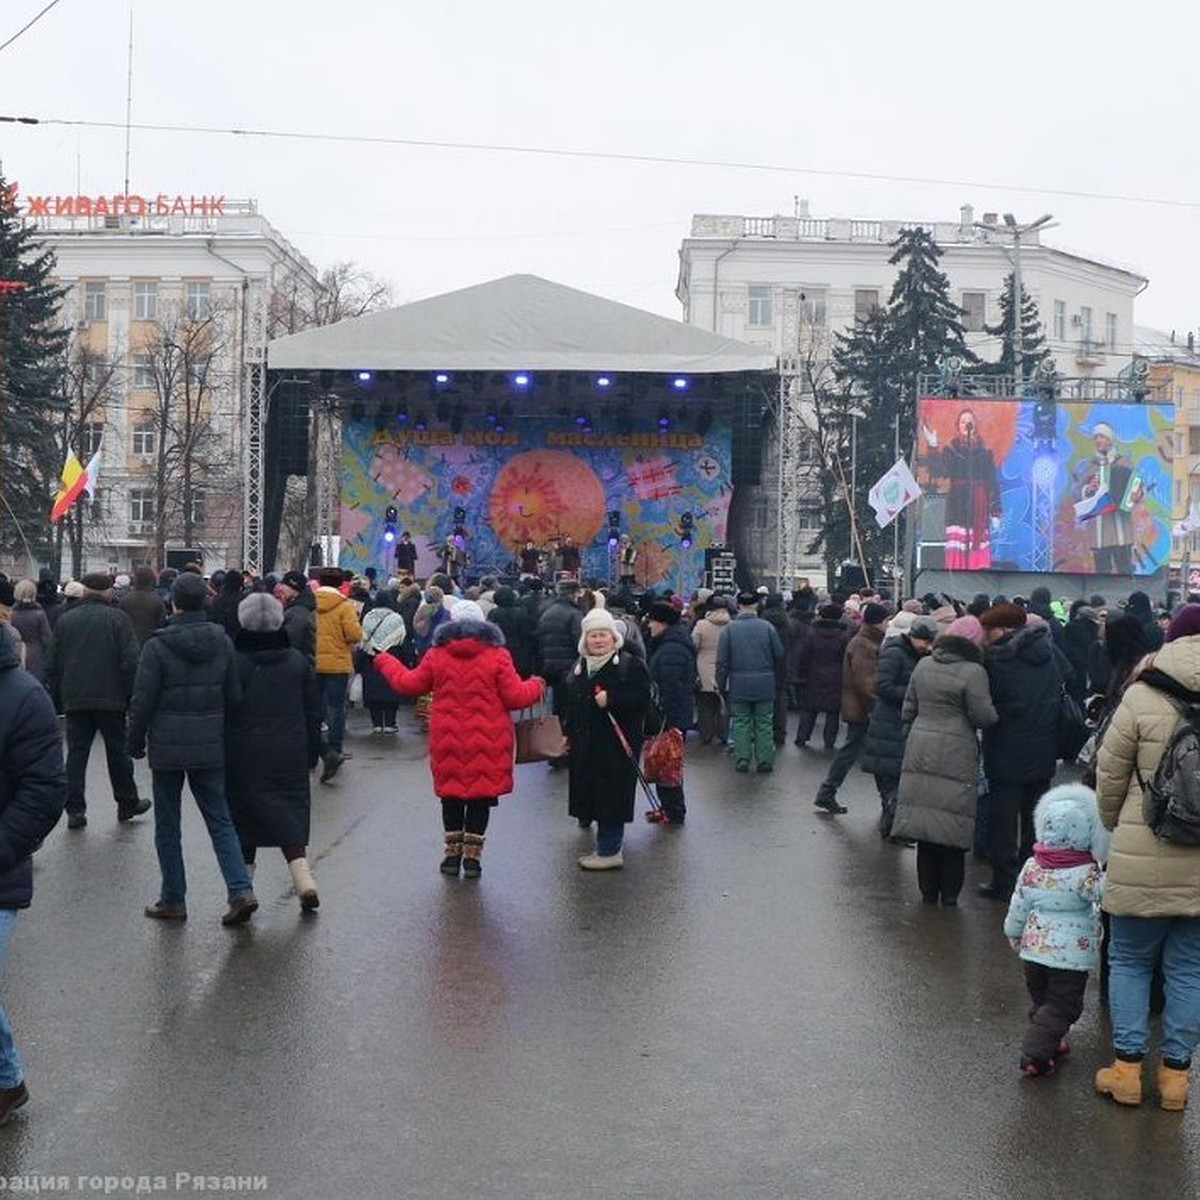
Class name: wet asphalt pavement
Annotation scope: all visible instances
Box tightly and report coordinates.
[2,709,1198,1200]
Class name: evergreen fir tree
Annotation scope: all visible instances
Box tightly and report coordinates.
[0,170,68,565]
[826,308,904,580]
[884,226,976,446]
[979,271,1050,381]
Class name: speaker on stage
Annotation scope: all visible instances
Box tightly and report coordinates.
[731,388,764,485]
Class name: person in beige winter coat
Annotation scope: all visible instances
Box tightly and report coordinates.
[893,615,998,904]
[692,596,732,744]
[1093,605,1200,1111]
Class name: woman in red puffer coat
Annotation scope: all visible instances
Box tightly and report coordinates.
[370,599,544,879]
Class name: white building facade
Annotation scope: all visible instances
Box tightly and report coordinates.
[22,190,318,575]
[677,204,1149,585]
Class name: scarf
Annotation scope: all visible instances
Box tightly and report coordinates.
[362,608,407,654]
[1033,843,1095,870]
[585,650,617,677]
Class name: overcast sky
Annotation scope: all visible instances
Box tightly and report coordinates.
[2,0,1196,347]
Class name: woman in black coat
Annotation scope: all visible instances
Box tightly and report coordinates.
[794,604,850,749]
[563,603,650,869]
[860,615,937,836]
[225,594,322,911]
[646,601,697,825]
[488,586,539,678]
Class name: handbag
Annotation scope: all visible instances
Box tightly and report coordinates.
[1057,686,1088,762]
[348,672,363,706]
[642,726,684,788]
[515,713,568,764]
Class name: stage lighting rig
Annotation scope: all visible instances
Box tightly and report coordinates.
[679,512,694,549]
[384,506,398,544]
[606,510,621,549]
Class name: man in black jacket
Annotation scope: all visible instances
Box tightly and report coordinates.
[277,571,316,663]
[646,601,697,823]
[536,580,583,768]
[0,632,67,1125]
[128,572,257,926]
[45,572,148,830]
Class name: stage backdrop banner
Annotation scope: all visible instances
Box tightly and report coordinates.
[337,415,733,590]
[915,397,1173,576]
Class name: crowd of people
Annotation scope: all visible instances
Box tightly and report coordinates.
[2,561,1200,1127]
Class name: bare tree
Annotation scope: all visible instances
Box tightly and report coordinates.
[56,334,123,579]
[267,261,393,338]
[136,299,240,566]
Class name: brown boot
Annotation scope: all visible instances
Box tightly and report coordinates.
[440,832,464,876]
[1095,1058,1143,1106]
[1157,1061,1190,1111]
[461,832,484,879]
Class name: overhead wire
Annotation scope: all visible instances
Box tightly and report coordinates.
[0,0,65,55]
[3,112,1200,213]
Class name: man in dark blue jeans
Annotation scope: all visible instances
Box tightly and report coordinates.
[127,572,257,926]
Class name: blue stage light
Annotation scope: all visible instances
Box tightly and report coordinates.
[657,408,670,429]
[596,376,612,389]
[673,377,689,391]
[513,373,531,388]
[434,372,451,385]
[356,371,373,384]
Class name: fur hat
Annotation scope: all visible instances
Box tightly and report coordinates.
[818,603,843,621]
[114,573,131,589]
[695,587,714,606]
[80,572,113,593]
[647,600,681,626]
[172,571,209,610]
[317,567,345,588]
[736,590,760,607]
[578,596,624,652]
[979,603,1027,632]
[1167,603,1200,643]
[237,592,284,633]
[945,614,985,645]
[1033,782,1109,861]
[450,599,486,625]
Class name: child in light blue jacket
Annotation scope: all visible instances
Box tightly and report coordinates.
[1003,783,1107,1076]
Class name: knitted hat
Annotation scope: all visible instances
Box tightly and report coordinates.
[280,570,309,593]
[818,603,843,621]
[909,616,939,641]
[362,606,407,652]
[317,567,344,588]
[647,600,681,625]
[64,580,85,599]
[450,599,486,624]
[1167,603,1200,643]
[578,596,624,652]
[80,572,113,593]
[237,592,284,633]
[862,602,890,626]
[736,590,759,607]
[946,614,985,645]
[979,603,1027,632]
[886,611,916,638]
[695,587,714,606]
[114,573,131,589]
[172,571,209,610]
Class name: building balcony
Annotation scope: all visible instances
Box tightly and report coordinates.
[1076,338,1106,367]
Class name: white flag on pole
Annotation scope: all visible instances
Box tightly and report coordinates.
[867,456,921,529]
[83,443,102,501]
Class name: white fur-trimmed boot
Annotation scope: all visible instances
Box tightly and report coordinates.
[287,857,320,911]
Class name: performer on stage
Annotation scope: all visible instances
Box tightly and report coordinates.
[441,535,468,585]
[518,539,542,578]
[558,535,581,576]
[394,530,418,576]
[617,534,637,587]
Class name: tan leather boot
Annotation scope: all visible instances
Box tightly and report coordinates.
[1095,1058,1143,1106]
[287,857,320,911]
[1157,1062,1189,1111]
[440,832,464,877]
[462,833,484,879]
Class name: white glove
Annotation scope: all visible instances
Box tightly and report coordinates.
[922,424,938,449]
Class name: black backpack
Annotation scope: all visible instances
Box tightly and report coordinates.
[1136,693,1200,846]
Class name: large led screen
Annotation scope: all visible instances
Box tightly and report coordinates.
[915,397,1173,576]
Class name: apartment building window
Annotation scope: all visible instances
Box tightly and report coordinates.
[77,421,104,457]
[185,281,211,320]
[132,425,156,456]
[83,281,106,323]
[1053,300,1065,340]
[854,289,879,322]
[185,490,206,529]
[129,489,155,523]
[800,290,827,327]
[186,358,208,389]
[797,436,816,464]
[798,506,823,533]
[133,280,159,321]
[132,354,155,389]
[747,286,773,328]
[89,487,105,520]
[961,291,986,333]
[1105,312,1118,349]
[1079,306,1093,340]
[1189,428,1200,457]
